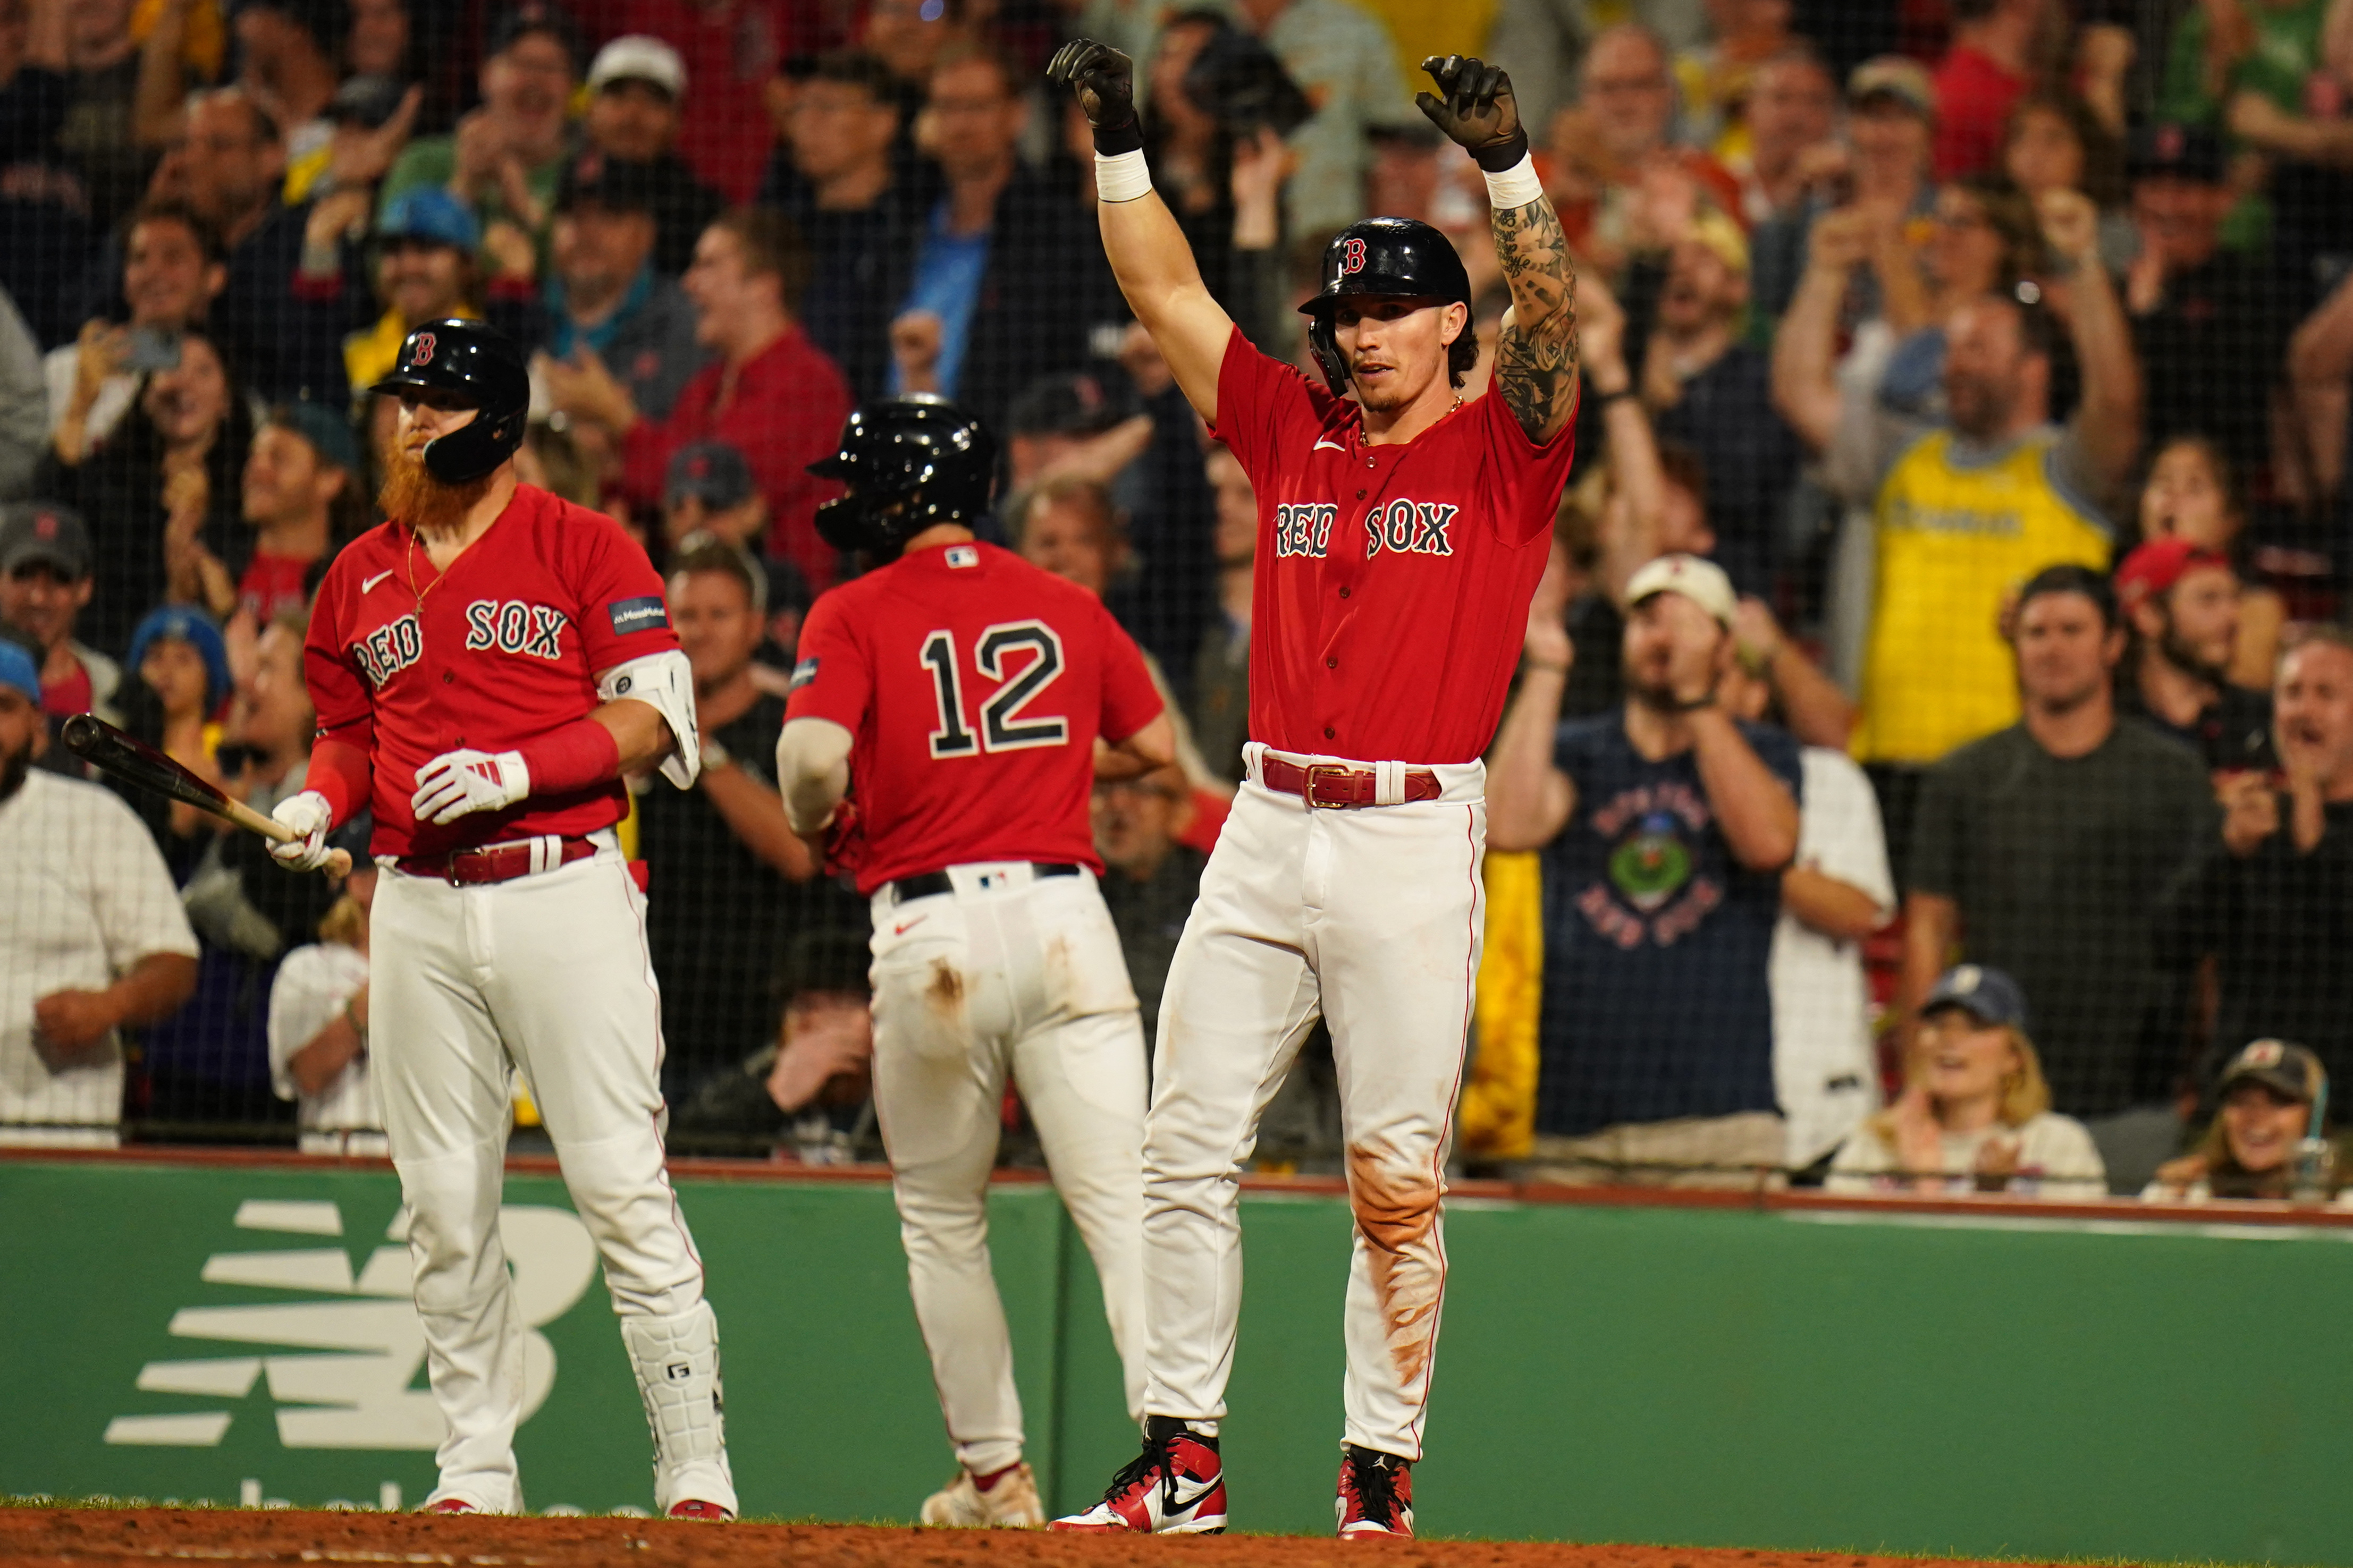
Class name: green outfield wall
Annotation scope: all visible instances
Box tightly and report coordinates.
[3,1156,2349,1562]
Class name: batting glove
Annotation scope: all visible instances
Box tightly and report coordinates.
[411,749,530,825]
[269,790,335,871]
[1416,54,1528,172]
[1047,38,1141,154]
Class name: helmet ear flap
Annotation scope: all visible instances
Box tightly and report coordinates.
[813,494,871,553]
[1308,312,1348,396]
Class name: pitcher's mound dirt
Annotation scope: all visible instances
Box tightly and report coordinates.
[0,1505,2076,1568]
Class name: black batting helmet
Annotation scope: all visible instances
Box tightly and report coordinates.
[1297,217,1474,396]
[371,319,530,485]
[807,395,996,560]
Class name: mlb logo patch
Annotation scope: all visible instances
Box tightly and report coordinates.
[945,545,979,569]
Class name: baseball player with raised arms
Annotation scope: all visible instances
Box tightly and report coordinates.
[269,319,736,1520]
[1044,47,1581,1537]
[774,395,1176,1527]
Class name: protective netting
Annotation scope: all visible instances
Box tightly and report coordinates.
[2,0,2344,1203]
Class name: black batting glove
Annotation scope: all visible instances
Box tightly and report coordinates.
[1415,54,1528,173]
[1048,38,1143,156]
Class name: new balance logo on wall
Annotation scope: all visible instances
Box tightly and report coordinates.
[105,1198,595,1454]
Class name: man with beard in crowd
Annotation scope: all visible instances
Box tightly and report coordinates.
[2114,537,2274,776]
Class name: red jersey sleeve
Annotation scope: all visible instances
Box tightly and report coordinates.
[568,502,681,672]
[1207,326,1330,483]
[302,558,373,751]
[1471,380,1580,547]
[1095,601,1164,744]
[782,589,873,733]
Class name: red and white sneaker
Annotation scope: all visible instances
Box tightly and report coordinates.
[417,1498,478,1515]
[1336,1445,1413,1539]
[665,1499,734,1521]
[1049,1417,1227,1534]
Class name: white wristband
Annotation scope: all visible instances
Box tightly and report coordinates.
[1095,148,1152,203]
[1483,152,1544,210]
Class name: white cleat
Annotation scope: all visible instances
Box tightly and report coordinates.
[920,1461,1045,1528]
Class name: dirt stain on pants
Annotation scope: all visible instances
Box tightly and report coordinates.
[1346,1141,1441,1386]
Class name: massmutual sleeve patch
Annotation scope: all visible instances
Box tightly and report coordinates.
[607,595,670,635]
[788,657,820,691]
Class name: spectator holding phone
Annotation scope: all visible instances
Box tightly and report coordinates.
[47,200,225,465]
[1827,964,2107,1198]
[32,326,254,657]
[2144,1040,2344,1203]
[2160,628,2353,1095]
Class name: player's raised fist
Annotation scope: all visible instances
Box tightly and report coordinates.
[1049,39,1140,151]
[1416,54,1528,172]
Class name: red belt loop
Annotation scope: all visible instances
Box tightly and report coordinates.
[395,836,597,885]
[1258,756,1441,809]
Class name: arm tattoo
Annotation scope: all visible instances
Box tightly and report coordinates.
[1491,196,1578,443]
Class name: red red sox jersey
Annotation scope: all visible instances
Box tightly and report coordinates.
[303,484,680,858]
[786,540,1163,896]
[1209,326,1578,765]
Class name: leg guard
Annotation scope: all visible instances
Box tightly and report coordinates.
[621,1301,736,1516]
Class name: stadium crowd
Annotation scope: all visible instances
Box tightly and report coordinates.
[6,0,2353,1203]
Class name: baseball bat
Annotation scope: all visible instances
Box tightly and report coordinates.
[60,714,353,878]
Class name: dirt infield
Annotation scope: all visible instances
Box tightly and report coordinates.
[0,1506,2089,1568]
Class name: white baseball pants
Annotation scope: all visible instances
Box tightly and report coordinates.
[370,835,727,1513]
[1145,744,1486,1461]
[868,863,1150,1478]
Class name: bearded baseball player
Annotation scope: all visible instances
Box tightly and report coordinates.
[1043,47,1580,1537]
[775,395,1176,1528]
[270,319,736,1519]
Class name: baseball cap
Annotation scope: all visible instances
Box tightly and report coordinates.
[2217,1038,2326,1104]
[126,605,233,712]
[0,501,91,581]
[2129,121,2225,184]
[1625,553,1737,628]
[268,398,361,474]
[0,638,38,705]
[1922,963,2029,1031]
[665,442,757,510]
[485,1,581,69]
[1848,56,1934,118]
[1007,370,1135,438]
[1684,207,1749,277]
[376,187,482,251]
[556,150,661,215]
[588,34,686,99]
[2115,536,2231,612]
[327,74,408,130]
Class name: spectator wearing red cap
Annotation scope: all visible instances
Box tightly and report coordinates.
[2114,536,2275,776]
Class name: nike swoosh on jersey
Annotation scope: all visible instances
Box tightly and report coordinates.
[1313,437,1347,453]
[361,570,395,592]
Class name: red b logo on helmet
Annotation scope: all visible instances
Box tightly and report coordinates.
[410,332,437,367]
[1340,238,1367,275]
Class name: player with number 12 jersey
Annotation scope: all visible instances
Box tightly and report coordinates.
[779,396,1174,1527]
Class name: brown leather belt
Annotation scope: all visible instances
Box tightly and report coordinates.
[1259,756,1442,809]
[396,837,596,885]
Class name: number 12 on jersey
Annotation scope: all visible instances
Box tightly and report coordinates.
[921,620,1070,758]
